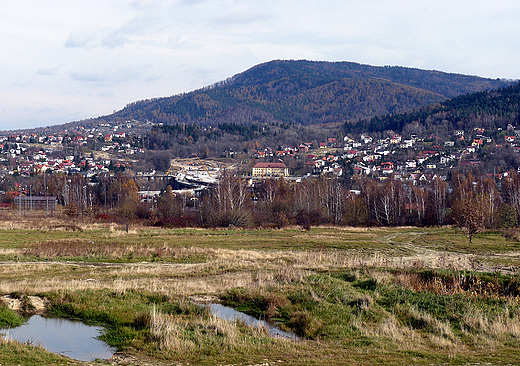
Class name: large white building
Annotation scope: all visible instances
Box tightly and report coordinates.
[252,162,289,177]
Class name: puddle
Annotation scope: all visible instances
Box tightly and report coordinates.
[0,315,115,361]
[203,303,298,340]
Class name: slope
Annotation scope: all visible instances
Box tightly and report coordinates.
[107,60,512,127]
[351,81,520,134]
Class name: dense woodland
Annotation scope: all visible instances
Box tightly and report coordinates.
[351,82,520,134]
[102,61,519,166]
[140,80,520,172]
[98,60,511,128]
[20,60,517,164]
[142,121,341,164]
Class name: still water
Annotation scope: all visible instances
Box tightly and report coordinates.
[0,315,115,361]
[204,303,298,340]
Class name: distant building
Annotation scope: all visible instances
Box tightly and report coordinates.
[252,162,289,177]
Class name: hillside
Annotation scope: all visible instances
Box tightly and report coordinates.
[101,60,512,127]
[351,81,520,134]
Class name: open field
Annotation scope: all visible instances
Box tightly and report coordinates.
[0,215,520,365]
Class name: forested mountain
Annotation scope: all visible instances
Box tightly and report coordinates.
[351,81,520,135]
[103,60,512,127]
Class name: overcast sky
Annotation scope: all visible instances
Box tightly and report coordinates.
[1,0,519,131]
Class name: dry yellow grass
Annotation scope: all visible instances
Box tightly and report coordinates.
[365,314,419,349]
[0,240,497,302]
[461,306,520,340]
[1,222,520,365]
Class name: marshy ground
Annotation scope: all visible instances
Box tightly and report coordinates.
[0,214,519,365]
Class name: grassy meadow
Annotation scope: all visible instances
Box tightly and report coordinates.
[0,213,519,365]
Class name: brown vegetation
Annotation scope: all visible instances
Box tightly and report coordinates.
[1,224,520,364]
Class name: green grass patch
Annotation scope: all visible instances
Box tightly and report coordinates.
[0,306,24,328]
[0,341,76,365]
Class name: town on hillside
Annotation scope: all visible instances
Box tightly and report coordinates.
[2,120,519,183]
[3,118,520,230]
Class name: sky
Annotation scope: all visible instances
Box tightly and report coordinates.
[1,0,520,131]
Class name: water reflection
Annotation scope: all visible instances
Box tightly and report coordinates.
[204,303,298,340]
[0,315,115,361]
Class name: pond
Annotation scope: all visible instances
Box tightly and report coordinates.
[203,303,298,340]
[0,315,115,361]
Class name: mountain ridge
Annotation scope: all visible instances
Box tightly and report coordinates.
[8,60,515,134]
[100,60,514,128]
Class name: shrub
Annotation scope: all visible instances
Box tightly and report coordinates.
[286,310,323,339]
[63,203,79,217]
[221,288,289,320]
[215,210,252,228]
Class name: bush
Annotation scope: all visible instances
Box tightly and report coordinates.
[153,213,197,228]
[286,310,323,339]
[273,212,290,229]
[214,209,252,228]
[221,288,289,320]
[64,203,79,217]
[95,213,110,220]
[134,203,153,220]
[296,209,322,230]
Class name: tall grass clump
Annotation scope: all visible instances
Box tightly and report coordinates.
[461,305,520,341]
[221,287,290,320]
[147,304,281,359]
[0,306,24,328]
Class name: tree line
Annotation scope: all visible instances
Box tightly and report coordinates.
[8,170,520,239]
[196,171,520,240]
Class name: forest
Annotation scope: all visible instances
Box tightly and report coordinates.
[126,79,520,164]
[351,82,520,134]
[97,60,511,128]
[138,121,341,169]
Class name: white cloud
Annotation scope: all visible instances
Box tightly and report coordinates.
[64,27,101,48]
[35,67,60,76]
